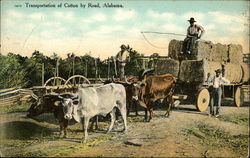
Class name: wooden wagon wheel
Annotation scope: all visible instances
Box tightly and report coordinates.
[65,75,90,86]
[44,77,66,86]
[196,88,210,112]
[234,86,243,107]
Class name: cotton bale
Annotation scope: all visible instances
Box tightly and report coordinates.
[210,43,229,62]
[168,39,183,60]
[179,60,221,83]
[240,63,250,83]
[191,40,213,60]
[228,44,243,63]
[223,63,243,84]
[155,59,179,78]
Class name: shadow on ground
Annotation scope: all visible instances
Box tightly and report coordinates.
[0,121,54,140]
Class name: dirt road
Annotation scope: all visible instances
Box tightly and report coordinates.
[0,104,249,157]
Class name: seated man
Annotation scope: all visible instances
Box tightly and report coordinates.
[181,17,205,55]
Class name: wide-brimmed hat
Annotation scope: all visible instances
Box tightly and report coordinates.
[120,44,126,49]
[188,17,196,23]
[215,69,222,73]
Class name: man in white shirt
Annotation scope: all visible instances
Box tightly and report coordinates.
[116,44,130,80]
[207,69,230,117]
[181,17,205,55]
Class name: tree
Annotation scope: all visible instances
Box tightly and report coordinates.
[0,53,27,88]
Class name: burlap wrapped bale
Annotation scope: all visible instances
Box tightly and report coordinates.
[228,44,243,63]
[190,40,213,60]
[240,63,250,83]
[155,59,179,78]
[223,63,242,84]
[179,60,221,83]
[210,43,229,62]
[168,39,183,60]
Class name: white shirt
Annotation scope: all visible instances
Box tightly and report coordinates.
[207,75,230,88]
[116,50,130,62]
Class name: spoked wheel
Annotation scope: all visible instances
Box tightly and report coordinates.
[234,86,242,107]
[196,88,210,112]
[65,75,90,86]
[44,77,66,86]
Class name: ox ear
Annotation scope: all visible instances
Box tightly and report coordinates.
[54,101,61,106]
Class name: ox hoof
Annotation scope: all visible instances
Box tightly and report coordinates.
[164,114,170,118]
[63,135,68,138]
[106,130,111,134]
[143,119,150,122]
[122,129,127,133]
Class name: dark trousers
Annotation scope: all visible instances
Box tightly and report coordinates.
[182,37,198,54]
[210,87,222,116]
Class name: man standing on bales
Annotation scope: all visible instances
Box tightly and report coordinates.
[207,69,230,117]
[181,17,205,55]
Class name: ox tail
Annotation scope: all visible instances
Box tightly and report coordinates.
[138,100,147,109]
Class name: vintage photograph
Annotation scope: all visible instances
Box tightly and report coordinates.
[0,0,249,157]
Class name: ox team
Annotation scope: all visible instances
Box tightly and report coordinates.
[27,73,176,142]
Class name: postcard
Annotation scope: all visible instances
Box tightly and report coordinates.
[0,0,249,157]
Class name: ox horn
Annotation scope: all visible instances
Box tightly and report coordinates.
[31,93,38,100]
[58,95,64,99]
[98,75,104,82]
[112,76,116,82]
[125,76,132,84]
[72,95,79,100]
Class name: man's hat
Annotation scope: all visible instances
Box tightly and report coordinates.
[215,69,222,73]
[120,44,126,49]
[188,17,196,23]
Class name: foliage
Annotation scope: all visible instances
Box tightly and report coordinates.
[184,121,248,156]
[0,45,146,88]
[218,113,249,126]
[0,53,27,88]
[0,103,31,114]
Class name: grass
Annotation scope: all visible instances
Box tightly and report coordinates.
[0,116,119,157]
[184,121,248,156]
[10,131,118,157]
[218,113,249,126]
[0,103,31,114]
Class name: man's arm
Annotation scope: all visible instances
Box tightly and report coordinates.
[207,73,214,86]
[221,77,230,85]
[186,27,192,37]
[197,25,205,38]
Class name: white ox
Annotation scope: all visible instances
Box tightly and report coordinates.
[58,83,127,142]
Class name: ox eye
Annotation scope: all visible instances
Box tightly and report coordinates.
[72,100,79,105]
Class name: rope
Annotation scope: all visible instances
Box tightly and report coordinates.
[141,32,168,49]
[141,31,186,37]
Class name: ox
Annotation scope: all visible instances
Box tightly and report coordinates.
[100,76,140,116]
[138,73,176,122]
[58,83,127,143]
[27,94,99,138]
[27,94,72,138]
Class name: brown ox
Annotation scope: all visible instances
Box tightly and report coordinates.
[27,94,70,137]
[138,73,176,122]
[27,94,98,138]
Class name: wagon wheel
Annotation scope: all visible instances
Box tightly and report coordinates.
[196,88,210,112]
[65,75,90,86]
[234,86,243,107]
[44,77,66,87]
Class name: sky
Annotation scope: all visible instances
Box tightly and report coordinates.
[1,0,249,59]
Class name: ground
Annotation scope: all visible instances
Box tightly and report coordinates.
[0,101,249,157]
